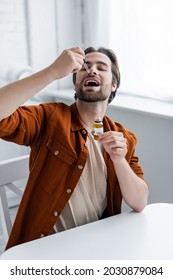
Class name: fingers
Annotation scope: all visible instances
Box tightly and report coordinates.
[68,47,85,56]
[63,47,85,73]
[99,131,126,145]
[50,47,85,80]
[99,131,127,160]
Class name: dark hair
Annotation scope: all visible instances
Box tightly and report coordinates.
[73,47,120,103]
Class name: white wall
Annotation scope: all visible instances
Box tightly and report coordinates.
[0,0,28,83]
[107,105,173,206]
[55,0,83,88]
[27,0,57,70]
[0,0,83,88]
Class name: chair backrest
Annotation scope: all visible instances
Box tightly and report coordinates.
[0,155,29,243]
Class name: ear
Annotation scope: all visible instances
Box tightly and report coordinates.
[111,82,117,92]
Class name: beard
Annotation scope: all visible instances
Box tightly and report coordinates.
[75,86,109,103]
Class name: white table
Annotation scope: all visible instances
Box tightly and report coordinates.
[1,203,173,260]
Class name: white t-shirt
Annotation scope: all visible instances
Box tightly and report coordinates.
[54,124,107,232]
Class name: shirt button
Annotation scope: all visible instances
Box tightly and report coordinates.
[78,165,83,170]
[66,188,72,194]
[54,150,59,156]
[53,211,59,216]
[82,129,87,135]
[40,234,44,238]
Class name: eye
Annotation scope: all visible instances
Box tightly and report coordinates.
[98,66,107,71]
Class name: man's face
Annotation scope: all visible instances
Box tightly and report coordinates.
[74,52,117,103]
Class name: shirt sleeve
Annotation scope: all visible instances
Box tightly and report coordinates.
[0,103,55,146]
[124,130,145,180]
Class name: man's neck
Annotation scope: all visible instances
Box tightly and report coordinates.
[76,100,107,130]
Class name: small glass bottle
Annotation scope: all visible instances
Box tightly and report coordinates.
[93,116,103,140]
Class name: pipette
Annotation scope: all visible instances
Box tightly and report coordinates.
[83,59,90,74]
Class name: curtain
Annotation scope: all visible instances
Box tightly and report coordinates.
[109,0,173,102]
[82,0,112,48]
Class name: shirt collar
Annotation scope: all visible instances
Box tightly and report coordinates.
[70,102,84,132]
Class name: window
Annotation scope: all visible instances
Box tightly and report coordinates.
[108,0,173,102]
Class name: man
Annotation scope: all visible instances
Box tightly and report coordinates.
[0,47,149,249]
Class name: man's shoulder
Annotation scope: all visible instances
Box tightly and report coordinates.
[116,122,137,142]
[104,116,137,142]
[15,102,72,124]
[24,102,71,116]
[39,102,70,111]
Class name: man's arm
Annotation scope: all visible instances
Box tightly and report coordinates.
[99,131,149,212]
[112,157,148,212]
[0,47,85,121]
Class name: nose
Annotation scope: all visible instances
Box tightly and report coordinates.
[89,65,97,75]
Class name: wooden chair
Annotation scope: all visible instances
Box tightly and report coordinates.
[0,155,29,243]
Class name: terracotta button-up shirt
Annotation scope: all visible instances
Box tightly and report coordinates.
[0,102,145,249]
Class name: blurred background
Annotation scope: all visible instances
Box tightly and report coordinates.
[0,0,173,208]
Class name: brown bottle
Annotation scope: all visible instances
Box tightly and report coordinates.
[93,116,103,140]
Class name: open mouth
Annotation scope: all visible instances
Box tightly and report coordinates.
[83,78,101,87]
